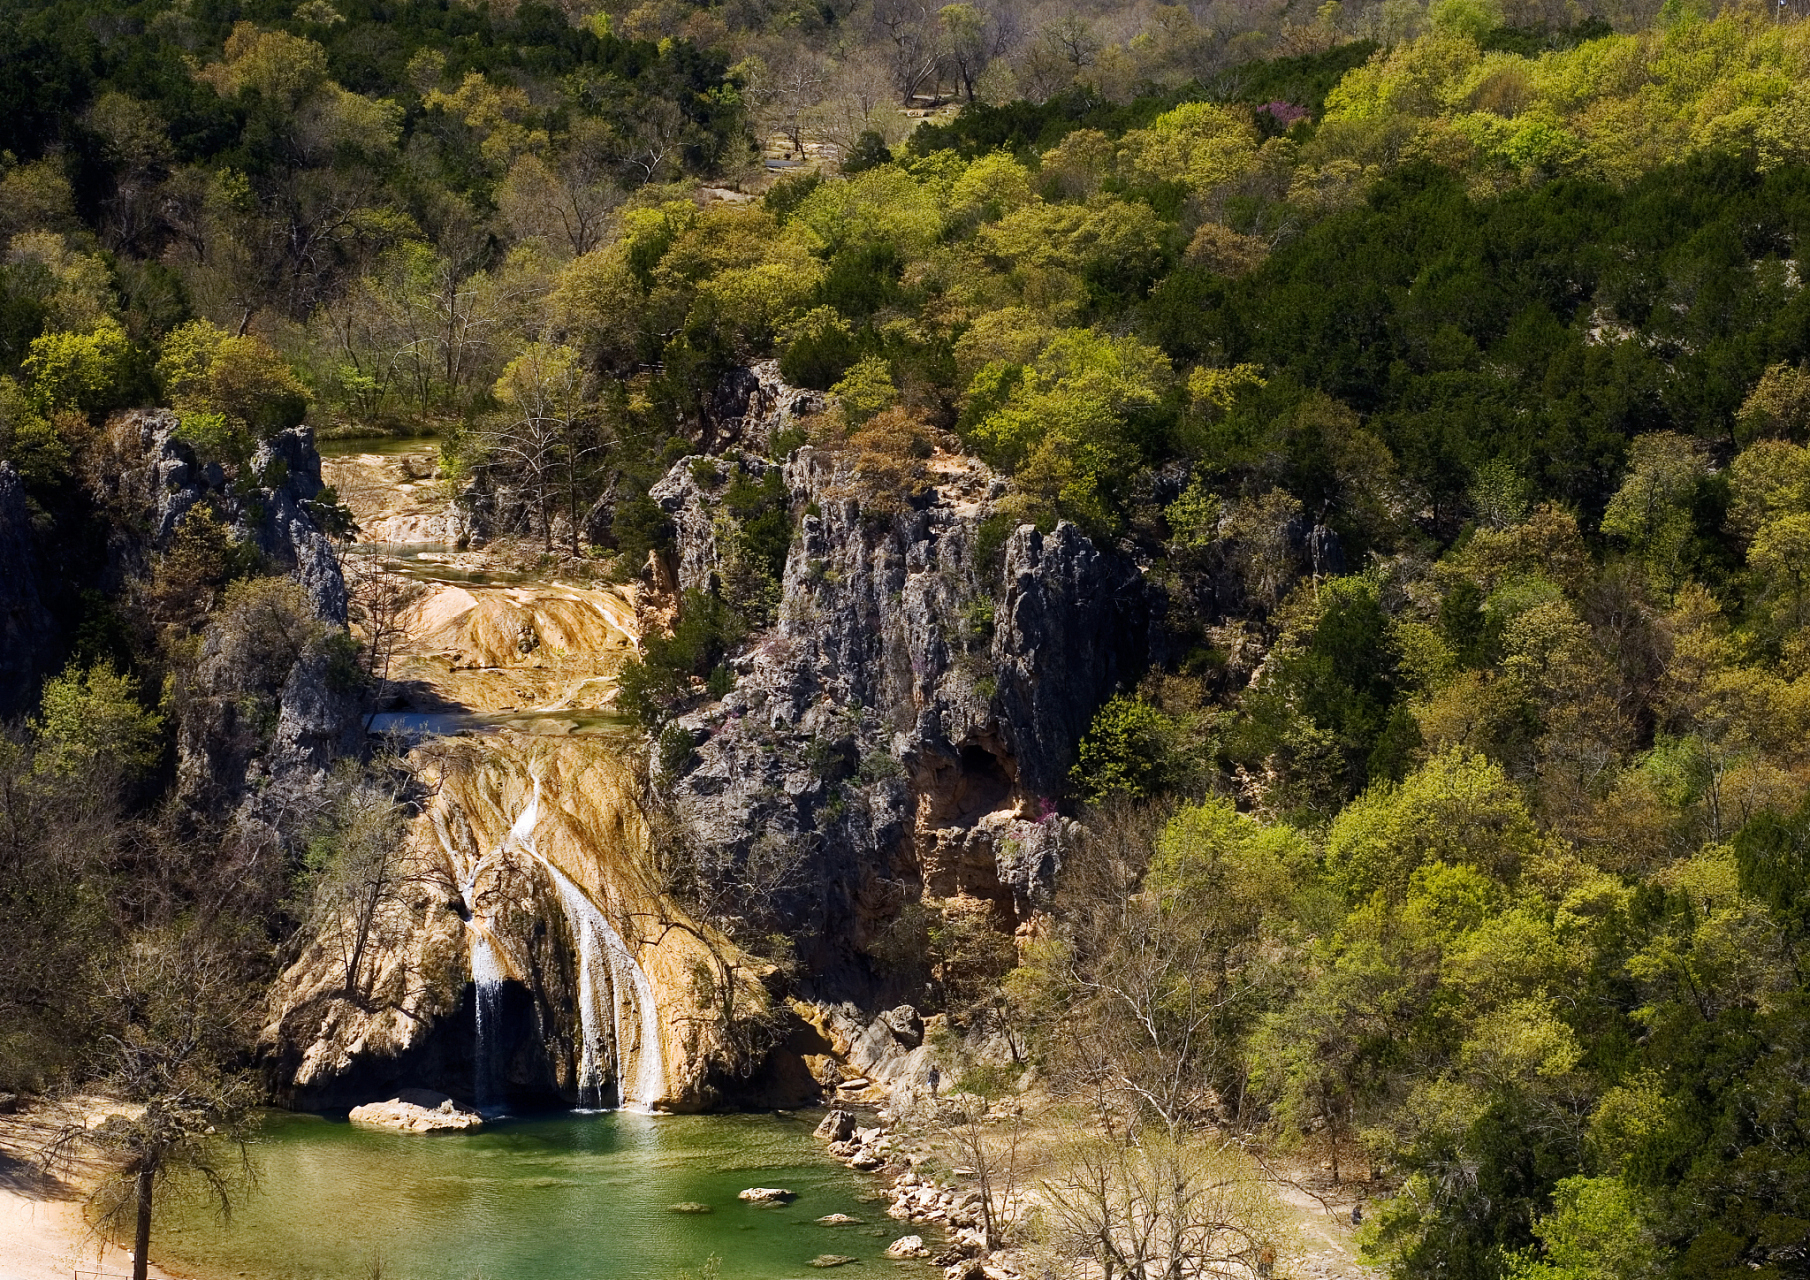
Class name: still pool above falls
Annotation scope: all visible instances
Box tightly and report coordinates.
[157,1110,936,1280]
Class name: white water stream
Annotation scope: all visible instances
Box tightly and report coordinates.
[460,775,665,1112]
[538,858,667,1112]
[468,931,504,1111]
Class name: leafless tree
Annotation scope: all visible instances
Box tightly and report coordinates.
[1035,800,1249,1138]
[873,0,950,103]
[943,1092,1030,1250]
[297,769,420,999]
[342,552,430,726]
[44,925,260,1280]
[1039,1136,1292,1280]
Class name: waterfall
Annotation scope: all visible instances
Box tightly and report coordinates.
[469,930,504,1112]
[480,773,664,1112]
[459,777,541,1115]
[539,859,666,1112]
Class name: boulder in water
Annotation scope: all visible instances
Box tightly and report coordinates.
[814,1109,856,1142]
[816,1213,862,1225]
[348,1090,482,1132]
[808,1256,857,1268]
[668,1202,714,1214]
[739,1187,796,1204]
[884,1236,930,1259]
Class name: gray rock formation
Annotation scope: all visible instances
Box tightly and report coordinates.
[706,359,825,455]
[650,441,1159,998]
[87,410,360,822]
[92,410,348,624]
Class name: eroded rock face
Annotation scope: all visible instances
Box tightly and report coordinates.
[90,414,361,822]
[653,443,1159,1000]
[92,410,348,624]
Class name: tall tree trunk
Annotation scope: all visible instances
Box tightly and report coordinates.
[133,1163,154,1280]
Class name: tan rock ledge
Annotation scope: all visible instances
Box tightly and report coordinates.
[348,1089,483,1132]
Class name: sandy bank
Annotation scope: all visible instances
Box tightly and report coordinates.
[0,1101,183,1280]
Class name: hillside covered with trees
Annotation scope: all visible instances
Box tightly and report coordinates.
[4,0,1810,1277]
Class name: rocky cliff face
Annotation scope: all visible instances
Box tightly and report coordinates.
[87,410,361,823]
[650,442,1160,1000]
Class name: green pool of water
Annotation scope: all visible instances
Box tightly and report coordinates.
[157,1110,925,1280]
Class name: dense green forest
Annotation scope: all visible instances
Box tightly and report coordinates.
[5,0,1810,1277]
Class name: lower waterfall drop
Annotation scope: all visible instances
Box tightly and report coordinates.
[469,931,505,1113]
[540,860,666,1112]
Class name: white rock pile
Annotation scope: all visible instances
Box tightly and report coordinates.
[810,1106,1027,1280]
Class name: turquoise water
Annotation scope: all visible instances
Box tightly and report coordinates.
[157,1110,927,1280]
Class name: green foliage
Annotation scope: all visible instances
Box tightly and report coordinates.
[32,661,164,782]
[1504,1177,1663,1280]
[778,306,860,390]
[1069,695,1173,804]
[617,588,743,729]
[656,723,699,782]
[23,320,133,413]
[1325,747,1540,900]
[840,131,893,174]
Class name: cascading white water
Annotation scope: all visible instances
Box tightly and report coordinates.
[479,774,664,1111]
[468,930,504,1111]
[539,859,666,1112]
[458,778,542,1114]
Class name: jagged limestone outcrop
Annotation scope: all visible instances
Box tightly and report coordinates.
[261,365,1159,1112]
[650,442,1158,1000]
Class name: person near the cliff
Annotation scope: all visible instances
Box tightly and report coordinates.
[927,1065,941,1098]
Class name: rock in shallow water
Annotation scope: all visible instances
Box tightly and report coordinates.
[885,1236,930,1259]
[669,1202,714,1214]
[347,1090,482,1132]
[808,1255,857,1268]
[814,1108,856,1141]
[816,1213,863,1225]
[739,1186,796,1203]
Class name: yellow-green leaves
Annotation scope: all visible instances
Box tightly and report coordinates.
[424,71,546,168]
[1601,431,1706,595]
[789,167,945,259]
[965,328,1173,531]
[947,152,1036,225]
[198,23,331,108]
[1150,796,1311,922]
[32,661,163,782]
[1116,102,1260,194]
[1504,1176,1663,1280]
[22,319,133,413]
[157,319,308,458]
[1627,844,1791,1020]
[1068,695,1173,803]
[828,356,898,428]
[1187,362,1266,416]
[6,232,113,333]
[1326,746,1542,899]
